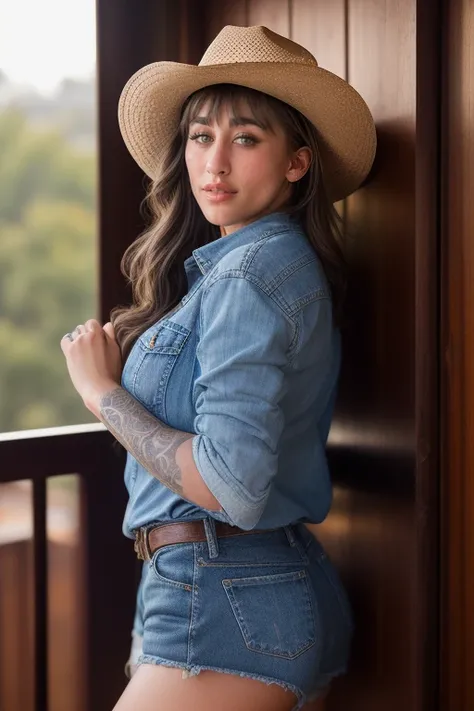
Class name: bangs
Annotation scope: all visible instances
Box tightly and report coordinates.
[181,84,280,134]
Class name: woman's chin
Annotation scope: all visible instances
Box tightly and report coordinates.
[200,202,242,224]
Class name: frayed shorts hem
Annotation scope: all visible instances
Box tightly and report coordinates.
[137,653,316,711]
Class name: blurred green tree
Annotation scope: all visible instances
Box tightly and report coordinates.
[0,107,98,432]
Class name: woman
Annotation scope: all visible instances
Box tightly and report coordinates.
[60,24,376,711]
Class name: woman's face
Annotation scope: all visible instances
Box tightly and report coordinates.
[184,99,310,236]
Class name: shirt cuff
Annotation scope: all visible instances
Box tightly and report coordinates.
[192,434,267,530]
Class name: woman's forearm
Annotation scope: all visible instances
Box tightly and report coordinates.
[88,384,221,511]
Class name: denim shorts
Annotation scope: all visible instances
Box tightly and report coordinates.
[129,519,353,710]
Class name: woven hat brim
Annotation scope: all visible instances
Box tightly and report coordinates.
[118,61,377,203]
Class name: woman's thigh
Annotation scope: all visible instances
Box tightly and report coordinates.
[113,663,299,711]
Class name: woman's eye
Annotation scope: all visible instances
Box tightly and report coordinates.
[236,134,256,145]
[188,133,257,145]
[188,133,212,143]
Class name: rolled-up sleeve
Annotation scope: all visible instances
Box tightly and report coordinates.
[192,274,294,529]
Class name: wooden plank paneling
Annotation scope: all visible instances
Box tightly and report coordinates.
[96,0,184,325]
[291,0,346,78]
[312,0,439,710]
[247,0,290,35]
[440,0,474,707]
[414,1,441,707]
[321,0,418,707]
[204,0,247,45]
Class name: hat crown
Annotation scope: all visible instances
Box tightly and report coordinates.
[198,25,319,68]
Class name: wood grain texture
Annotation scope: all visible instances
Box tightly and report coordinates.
[291,0,346,77]
[440,0,474,707]
[313,0,439,709]
[247,0,290,34]
[204,0,248,44]
[319,1,418,707]
[0,540,35,711]
[414,2,441,709]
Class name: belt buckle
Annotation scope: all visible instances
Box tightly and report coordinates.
[134,526,151,561]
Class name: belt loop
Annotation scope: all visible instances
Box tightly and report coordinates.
[203,517,220,559]
[284,525,296,547]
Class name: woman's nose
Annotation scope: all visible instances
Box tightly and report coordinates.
[206,140,230,175]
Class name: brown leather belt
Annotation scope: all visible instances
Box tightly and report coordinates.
[133,520,278,561]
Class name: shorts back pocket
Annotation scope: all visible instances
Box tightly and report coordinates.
[222,569,317,660]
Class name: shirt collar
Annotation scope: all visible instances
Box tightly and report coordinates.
[184,211,302,276]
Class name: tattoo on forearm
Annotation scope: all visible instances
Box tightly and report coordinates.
[98,386,193,497]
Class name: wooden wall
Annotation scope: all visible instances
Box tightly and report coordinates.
[201,2,440,710]
[440,0,474,707]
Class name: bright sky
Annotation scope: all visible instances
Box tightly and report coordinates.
[0,0,96,95]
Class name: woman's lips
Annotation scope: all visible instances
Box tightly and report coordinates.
[203,190,237,203]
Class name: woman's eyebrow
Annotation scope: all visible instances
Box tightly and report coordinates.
[190,115,266,129]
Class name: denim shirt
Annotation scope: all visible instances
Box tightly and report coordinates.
[120,211,341,537]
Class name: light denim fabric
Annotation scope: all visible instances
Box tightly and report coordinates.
[120,210,341,536]
[129,522,353,710]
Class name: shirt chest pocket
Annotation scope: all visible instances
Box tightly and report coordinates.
[130,320,191,420]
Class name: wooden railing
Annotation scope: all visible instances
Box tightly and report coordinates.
[0,425,138,711]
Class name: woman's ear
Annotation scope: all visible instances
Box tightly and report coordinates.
[286,146,312,183]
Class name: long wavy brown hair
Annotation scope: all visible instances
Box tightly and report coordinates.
[111,83,346,361]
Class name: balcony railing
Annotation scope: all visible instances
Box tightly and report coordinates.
[1,425,138,711]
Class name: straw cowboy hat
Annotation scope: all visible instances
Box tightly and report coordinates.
[118,24,376,203]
